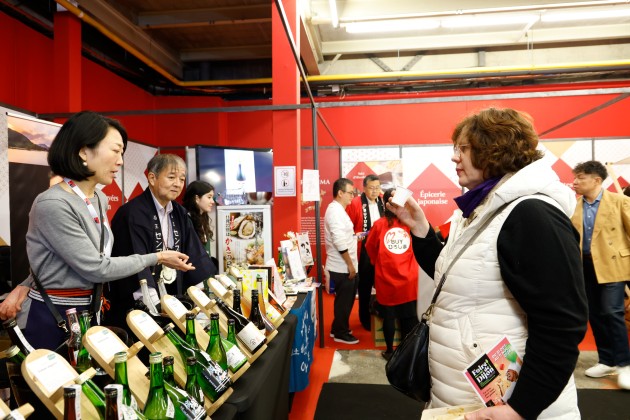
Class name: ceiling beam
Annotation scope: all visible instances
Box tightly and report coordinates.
[138,5,271,28]
[73,0,182,78]
[181,45,272,62]
[300,17,321,75]
[321,24,630,55]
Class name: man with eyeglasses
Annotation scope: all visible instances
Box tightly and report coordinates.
[325,177,360,344]
[571,160,630,390]
[346,174,385,331]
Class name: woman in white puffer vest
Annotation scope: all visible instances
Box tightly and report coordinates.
[388,108,588,420]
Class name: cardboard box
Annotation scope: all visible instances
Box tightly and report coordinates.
[371,315,401,347]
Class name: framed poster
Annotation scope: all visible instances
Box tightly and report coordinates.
[216,205,272,273]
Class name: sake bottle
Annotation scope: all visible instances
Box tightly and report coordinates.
[76,310,93,373]
[4,345,26,365]
[113,351,137,409]
[220,319,247,373]
[162,379,205,420]
[63,385,81,420]
[76,370,106,419]
[213,297,266,354]
[205,313,227,371]
[104,385,120,420]
[256,275,282,324]
[2,318,34,356]
[268,290,287,313]
[144,352,175,420]
[184,357,204,406]
[66,308,82,368]
[184,312,199,349]
[161,324,231,403]
[139,279,160,316]
[232,290,243,316]
[162,356,177,388]
[248,290,266,333]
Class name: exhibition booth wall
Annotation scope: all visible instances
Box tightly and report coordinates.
[2,10,630,281]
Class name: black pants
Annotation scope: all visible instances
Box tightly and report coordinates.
[330,271,358,336]
[357,250,375,330]
[380,300,419,352]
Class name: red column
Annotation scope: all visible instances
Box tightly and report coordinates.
[272,0,301,246]
[54,11,82,112]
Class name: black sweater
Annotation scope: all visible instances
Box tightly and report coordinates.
[412,199,588,419]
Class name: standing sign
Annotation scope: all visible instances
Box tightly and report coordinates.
[275,166,296,197]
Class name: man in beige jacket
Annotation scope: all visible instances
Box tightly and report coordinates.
[571,160,630,390]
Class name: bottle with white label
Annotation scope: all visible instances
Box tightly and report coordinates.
[139,279,160,316]
[213,298,266,354]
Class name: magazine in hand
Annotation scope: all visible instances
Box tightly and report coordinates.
[462,336,523,407]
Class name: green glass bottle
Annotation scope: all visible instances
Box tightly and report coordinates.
[184,357,204,407]
[76,310,93,373]
[113,351,137,409]
[163,356,177,388]
[161,324,231,403]
[204,320,247,373]
[184,312,199,350]
[4,345,26,365]
[205,313,228,371]
[144,352,175,420]
[163,380,206,420]
[2,318,34,356]
[76,370,106,419]
[224,320,247,373]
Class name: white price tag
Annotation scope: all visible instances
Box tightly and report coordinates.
[189,287,211,307]
[92,329,126,361]
[131,312,160,339]
[27,353,75,395]
[165,295,188,319]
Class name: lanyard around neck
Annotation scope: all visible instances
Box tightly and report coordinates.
[64,178,109,256]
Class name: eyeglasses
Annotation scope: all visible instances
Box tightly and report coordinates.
[453,143,471,157]
[365,186,381,192]
[343,190,355,196]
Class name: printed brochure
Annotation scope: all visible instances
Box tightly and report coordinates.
[462,336,523,407]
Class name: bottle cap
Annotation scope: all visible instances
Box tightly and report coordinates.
[163,355,175,366]
[162,323,174,333]
[63,386,78,398]
[186,356,197,366]
[1,318,17,329]
[186,312,196,320]
[149,352,163,364]
[228,319,235,325]
[5,345,20,358]
[210,313,219,320]
[104,384,119,397]
[65,308,77,315]
[114,351,128,363]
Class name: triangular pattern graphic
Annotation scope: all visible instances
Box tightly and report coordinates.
[551,159,576,188]
[544,141,576,159]
[344,162,376,191]
[406,163,460,226]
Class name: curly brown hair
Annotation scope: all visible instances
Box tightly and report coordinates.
[452,108,543,179]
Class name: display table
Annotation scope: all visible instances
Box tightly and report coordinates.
[289,291,316,393]
[211,312,297,420]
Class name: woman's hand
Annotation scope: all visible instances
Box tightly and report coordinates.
[157,250,196,271]
[386,193,430,237]
[464,405,524,420]
[0,285,30,320]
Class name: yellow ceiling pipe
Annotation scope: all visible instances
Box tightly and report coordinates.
[55,0,630,89]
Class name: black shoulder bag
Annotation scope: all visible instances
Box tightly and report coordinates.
[385,203,509,402]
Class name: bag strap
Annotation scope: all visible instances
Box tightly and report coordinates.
[30,192,106,335]
[30,269,69,335]
[421,202,510,321]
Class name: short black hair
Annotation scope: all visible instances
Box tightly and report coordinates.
[363,174,380,187]
[572,161,608,180]
[333,178,353,197]
[48,111,127,181]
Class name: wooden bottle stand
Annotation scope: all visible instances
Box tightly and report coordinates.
[82,326,148,409]
[187,286,266,364]
[160,294,250,382]
[0,397,33,419]
[21,349,100,419]
[126,310,232,416]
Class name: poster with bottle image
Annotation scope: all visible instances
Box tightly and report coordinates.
[217,205,272,273]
